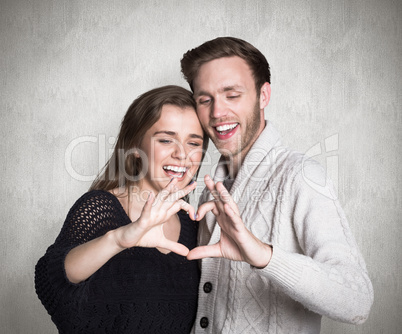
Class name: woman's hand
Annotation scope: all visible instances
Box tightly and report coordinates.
[113,178,197,256]
[65,179,196,283]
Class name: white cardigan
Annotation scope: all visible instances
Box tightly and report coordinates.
[193,122,373,334]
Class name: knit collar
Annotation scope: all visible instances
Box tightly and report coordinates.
[213,120,282,211]
[215,120,280,180]
[205,121,282,245]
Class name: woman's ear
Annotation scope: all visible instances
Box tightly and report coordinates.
[259,82,271,109]
[133,149,140,158]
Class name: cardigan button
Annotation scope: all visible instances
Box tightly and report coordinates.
[203,282,212,293]
[200,317,209,328]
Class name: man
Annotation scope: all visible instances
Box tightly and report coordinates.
[180,37,373,333]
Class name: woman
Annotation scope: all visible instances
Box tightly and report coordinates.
[35,85,208,333]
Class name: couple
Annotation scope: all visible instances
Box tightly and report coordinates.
[35,37,373,334]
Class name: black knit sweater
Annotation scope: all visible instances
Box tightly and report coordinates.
[35,190,200,333]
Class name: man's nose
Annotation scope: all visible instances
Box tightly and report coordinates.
[211,98,228,119]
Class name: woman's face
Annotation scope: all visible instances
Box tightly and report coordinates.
[138,104,204,194]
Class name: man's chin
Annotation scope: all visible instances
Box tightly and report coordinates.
[214,143,240,159]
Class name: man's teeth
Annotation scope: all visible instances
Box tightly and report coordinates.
[163,166,187,173]
[216,123,238,132]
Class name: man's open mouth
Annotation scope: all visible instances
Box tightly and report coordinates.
[214,123,239,138]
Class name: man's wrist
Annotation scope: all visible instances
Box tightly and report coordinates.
[251,243,273,269]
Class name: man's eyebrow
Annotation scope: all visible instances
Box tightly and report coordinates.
[193,85,245,98]
[193,90,209,99]
[220,85,244,93]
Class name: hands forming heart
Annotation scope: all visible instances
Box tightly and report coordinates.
[188,175,272,268]
[117,174,272,268]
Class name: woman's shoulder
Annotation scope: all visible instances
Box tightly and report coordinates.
[62,189,130,238]
[67,189,126,219]
[73,189,118,207]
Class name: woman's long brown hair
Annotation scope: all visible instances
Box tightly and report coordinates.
[89,85,208,199]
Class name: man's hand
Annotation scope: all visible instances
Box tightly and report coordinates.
[187,175,272,268]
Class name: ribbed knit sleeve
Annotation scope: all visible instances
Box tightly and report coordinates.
[193,123,373,333]
[260,160,374,324]
[34,190,129,316]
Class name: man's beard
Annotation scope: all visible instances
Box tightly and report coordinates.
[216,101,262,161]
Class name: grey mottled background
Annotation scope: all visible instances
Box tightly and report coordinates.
[1,0,401,333]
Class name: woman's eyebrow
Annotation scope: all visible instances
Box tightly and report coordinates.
[189,134,204,140]
[153,130,176,136]
[153,131,203,140]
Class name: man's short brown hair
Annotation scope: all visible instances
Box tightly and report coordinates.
[181,37,271,93]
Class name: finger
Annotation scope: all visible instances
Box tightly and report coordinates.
[186,244,222,260]
[204,175,221,201]
[196,201,217,221]
[215,181,231,202]
[166,176,179,188]
[203,175,228,215]
[157,177,179,201]
[160,240,190,257]
[140,192,155,216]
[167,180,197,203]
[166,200,196,221]
[216,182,240,215]
[133,192,155,226]
[223,203,243,230]
[180,200,196,221]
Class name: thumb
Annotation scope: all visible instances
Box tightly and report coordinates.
[196,201,217,221]
[136,192,155,222]
[160,240,190,257]
[187,244,222,260]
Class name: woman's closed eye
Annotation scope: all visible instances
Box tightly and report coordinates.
[158,139,173,144]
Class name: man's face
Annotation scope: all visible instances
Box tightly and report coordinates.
[192,56,267,161]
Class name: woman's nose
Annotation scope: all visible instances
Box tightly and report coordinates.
[172,142,186,160]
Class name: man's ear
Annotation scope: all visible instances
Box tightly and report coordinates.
[259,82,271,109]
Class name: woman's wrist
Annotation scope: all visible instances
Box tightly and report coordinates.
[106,228,127,253]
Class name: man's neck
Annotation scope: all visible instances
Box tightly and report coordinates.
[224,153,243,179]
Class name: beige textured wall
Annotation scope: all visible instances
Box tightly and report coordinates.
[1,0,400,333]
